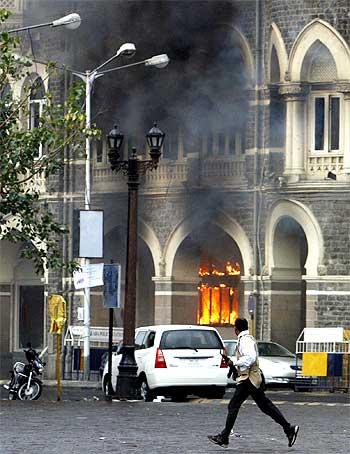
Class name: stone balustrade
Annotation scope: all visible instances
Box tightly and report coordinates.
[308,154,343,179]
[93,155,247,193]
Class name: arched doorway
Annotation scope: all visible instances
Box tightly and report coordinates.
[172,223,244,339]
[94,227,155,329]
[271,217,308,350]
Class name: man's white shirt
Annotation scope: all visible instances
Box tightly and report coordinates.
[230,330,257,371]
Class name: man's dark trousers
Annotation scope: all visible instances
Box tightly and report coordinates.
[221,378,291,440]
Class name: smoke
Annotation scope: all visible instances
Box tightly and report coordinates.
[24,1,248,157]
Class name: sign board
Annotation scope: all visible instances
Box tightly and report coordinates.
[64,325,123,346]
[73,263,104,289]
[79,210,104,258]
[103,264,121,308]
[248,293,256,314]
[48,294,67,334]
[303,327,344,342]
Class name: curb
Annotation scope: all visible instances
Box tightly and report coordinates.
[0,379,101,388]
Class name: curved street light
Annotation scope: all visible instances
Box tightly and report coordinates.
[71,47,169,381]
[8,13,82,33]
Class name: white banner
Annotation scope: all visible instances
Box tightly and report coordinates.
[73,263,104,289]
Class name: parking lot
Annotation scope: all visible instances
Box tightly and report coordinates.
[1,383,349,454]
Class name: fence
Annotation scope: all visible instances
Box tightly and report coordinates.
[295,328,350,392]
[63,325,123,381]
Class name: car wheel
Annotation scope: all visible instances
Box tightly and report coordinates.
[140,376,155,402]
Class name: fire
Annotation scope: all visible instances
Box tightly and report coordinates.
[197,260,240,326]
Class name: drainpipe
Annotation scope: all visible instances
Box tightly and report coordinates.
[253,0,264,339]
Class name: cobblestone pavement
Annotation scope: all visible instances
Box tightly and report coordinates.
[0,387,349,454]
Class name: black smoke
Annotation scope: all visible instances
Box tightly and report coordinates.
[25,1,248,157]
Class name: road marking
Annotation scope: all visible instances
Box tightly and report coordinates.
[189,398,349,407]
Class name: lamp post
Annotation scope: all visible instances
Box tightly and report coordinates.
[7,13,82,33]
[107,123,165,399]
[72,50,169,380]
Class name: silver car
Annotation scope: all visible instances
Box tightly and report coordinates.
[224,340,299,386]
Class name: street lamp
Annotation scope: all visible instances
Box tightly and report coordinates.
[8,13,81,33]
[72,48,169,380]
[107,123,165,400]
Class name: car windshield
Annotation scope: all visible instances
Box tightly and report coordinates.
[160,329,223,350]
[258,342,294,357]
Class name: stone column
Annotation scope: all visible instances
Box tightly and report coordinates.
[279,83,308,182]
[152,276,174,325]
[336,82,350,180]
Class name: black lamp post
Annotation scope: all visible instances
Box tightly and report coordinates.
[107,123,165,399]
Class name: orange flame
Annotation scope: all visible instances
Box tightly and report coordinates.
[197,260,240,326]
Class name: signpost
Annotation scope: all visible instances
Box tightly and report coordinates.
[103,264,121,398]
[48,295,67,401]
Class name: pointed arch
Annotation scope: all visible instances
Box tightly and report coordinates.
[289,19,350,81]
[232,26,255,86]
[268,22,288,83]
[265,199,324,276]
[104,215,162,276]
[163,209,253,277]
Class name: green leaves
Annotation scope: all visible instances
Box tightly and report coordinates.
[0,10,99,274]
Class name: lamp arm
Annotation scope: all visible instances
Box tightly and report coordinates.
[8,21,53,34]
[97,59,147,76]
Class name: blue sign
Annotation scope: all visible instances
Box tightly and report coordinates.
[103,264,121,308]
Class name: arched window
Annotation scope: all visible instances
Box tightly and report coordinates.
[301,41,340,153]
[28,76,45,158]
[269,46,285,148]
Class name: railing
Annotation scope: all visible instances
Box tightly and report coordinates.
[93,155,247,193]
[0,0,23,13]
[308,154,343,178]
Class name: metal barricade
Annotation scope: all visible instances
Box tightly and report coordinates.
[295,328,350,392]
[62,325,123,381]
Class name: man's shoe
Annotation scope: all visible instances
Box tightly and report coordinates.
[207,434,229,448]
[287,425,299,447]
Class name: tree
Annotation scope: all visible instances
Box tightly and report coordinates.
[0,9,98,273]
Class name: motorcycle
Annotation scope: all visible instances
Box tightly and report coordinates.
[3,344,48,400]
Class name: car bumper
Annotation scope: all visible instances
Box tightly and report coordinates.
[147,368,228,389]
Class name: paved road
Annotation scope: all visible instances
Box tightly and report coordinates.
[0,386,349,454]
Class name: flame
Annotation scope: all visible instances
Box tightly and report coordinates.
[197,260,240,326]
[199,261,240,277]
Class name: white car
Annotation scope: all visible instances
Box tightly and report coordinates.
[224,340,299,386]
[103,325,228,401]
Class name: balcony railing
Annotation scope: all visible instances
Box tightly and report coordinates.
[93,155,247,194]
[308,154,343,179]
[0,0,23,14]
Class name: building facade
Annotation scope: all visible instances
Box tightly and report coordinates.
[1,0,349,378]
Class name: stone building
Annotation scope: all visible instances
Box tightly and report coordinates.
[0,0,349,378]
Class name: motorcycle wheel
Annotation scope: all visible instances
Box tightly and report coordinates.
[18,380,42,401]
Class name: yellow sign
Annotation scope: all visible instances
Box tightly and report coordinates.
[302,352,327,377]
[49,294,67,334]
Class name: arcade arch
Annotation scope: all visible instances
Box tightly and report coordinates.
[265,200,323,350]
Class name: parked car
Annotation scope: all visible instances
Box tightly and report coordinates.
[224,339,300,387]
[102,325,228,401]
[99,343,121,378]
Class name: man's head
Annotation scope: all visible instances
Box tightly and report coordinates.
[234,318,248,336]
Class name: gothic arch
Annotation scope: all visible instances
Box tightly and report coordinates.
[11,62,48,100]
[232,26,255,85]
[265,199,324,276]
[289,19,350,81]
[164,209,253,277]
[268,22,288,83]
[104,216,161,276]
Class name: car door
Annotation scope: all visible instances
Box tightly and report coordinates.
[135,330,156,376]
